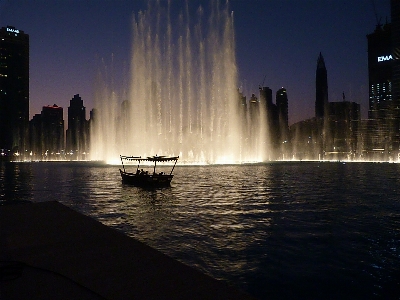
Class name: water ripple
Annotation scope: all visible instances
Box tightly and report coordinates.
[1,161,400,298]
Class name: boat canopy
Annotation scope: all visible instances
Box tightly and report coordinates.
[120,155,179,162]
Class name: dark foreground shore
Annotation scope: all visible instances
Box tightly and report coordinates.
[0,201,254,300]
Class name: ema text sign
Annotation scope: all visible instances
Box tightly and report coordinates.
[378,55,393,62]
[6,28,19,34]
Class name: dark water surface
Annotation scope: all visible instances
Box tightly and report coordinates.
[1,161,399,299]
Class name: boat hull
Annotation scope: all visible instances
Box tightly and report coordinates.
[119,169,173,187]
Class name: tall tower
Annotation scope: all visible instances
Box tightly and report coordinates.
[259,86,276,127]
[66,94,87,158]
[276,88,289,143]
[0,26,29,157]
[315,52,328,118]
[41,105,64,159]
[260,86,279,149]
[392,0,400,113]
[367,23,392,119]
[276,88,289,130]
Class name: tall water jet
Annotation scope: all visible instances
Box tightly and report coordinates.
[91,1,268,164]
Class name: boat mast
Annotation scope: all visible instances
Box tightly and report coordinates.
[169,158,178,175]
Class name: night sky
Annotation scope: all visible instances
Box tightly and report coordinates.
[0,0,391,125]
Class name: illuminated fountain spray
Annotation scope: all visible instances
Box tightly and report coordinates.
[90,1,268,164]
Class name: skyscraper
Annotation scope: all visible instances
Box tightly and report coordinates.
[367,23,393,119]
[365,15,400,158]
[276,88,289,130]
[66,94,88,158]
[260,86,279,151]
[315,52,328,118]
[41,105,64,159]
[0,26,29,157]
[391,0,400,112]
[276,88,289,144]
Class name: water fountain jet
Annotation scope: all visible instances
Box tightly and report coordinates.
[90,1,268,164]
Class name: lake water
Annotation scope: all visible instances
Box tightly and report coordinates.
[1,161,399,299]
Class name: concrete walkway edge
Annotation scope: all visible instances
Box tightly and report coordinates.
[0,201,254,300]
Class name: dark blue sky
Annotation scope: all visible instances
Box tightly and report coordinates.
[1,0,391,124]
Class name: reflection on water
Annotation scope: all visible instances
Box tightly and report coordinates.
[0,162,33,203]
[1,161,399,299]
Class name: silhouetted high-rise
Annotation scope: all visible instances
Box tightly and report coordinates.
[66,94,88,157]
[0,26,29,156]
[276,88,289,143]
[276,88,289,129]
[41,105,64,157]
[315,52,328,118]
[260,86,279,149]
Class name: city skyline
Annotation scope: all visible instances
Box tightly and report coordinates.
[0,0,391,125]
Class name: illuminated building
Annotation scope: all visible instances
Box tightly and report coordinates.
[392,0,400,109]
[0,26,29,157]
[315,52,328,118]
[367,23,393,119]
[365,11,400,157]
